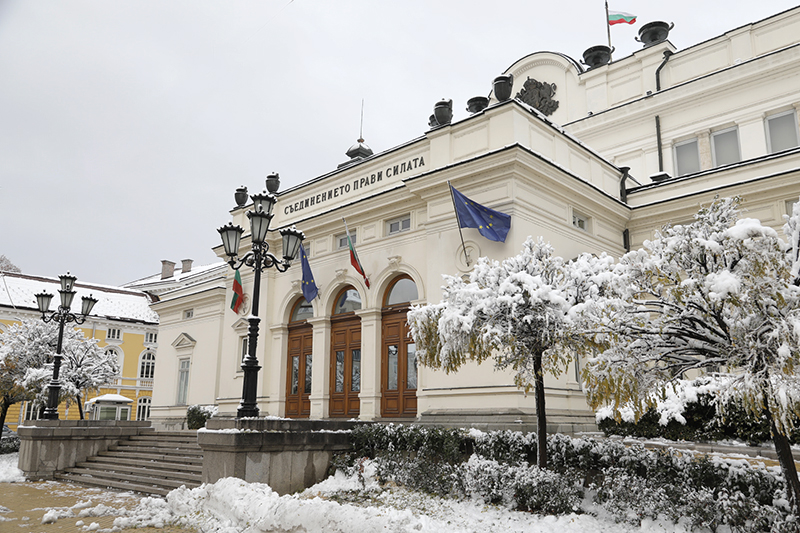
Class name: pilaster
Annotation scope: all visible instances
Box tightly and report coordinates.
[307,316,331,419]
[354,308,382,420]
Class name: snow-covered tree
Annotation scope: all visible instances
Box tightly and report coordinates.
[577,197,800,513]
[408,237,613,468]
[0,254,21,273]
[0,319,119,423]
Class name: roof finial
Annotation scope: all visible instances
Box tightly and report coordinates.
[358,98,365,143]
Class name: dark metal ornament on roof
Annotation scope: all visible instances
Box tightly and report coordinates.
[515,77,559,116]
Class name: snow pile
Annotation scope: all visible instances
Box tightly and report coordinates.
[0,452,25,483]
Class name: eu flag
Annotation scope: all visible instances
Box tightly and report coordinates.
[300,244,319,302]
[450,184,511,242]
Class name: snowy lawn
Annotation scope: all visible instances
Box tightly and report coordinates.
[0,451,25,482]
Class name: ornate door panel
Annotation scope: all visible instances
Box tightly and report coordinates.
[329,316,361,418]
[285,324,312,418]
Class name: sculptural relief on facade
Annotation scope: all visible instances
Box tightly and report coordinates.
[515,77,559,116]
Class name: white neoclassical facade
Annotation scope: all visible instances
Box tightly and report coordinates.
[145,7,800,431]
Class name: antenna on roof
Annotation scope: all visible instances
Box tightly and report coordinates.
[359,99,365,142]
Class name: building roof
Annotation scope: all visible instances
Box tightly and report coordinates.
[0,271,159,324]
[124,261,227,298]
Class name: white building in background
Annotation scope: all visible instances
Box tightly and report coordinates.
[142,7,800,431]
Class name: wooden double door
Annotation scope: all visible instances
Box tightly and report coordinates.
[285,323,312,418]
[381,308,417,417]
[329,315,361,418]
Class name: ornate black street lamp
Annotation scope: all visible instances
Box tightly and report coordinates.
[218,173,304,418]
[34,273,98,420]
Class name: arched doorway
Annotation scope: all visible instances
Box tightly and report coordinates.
[329,286,362,418]
[285,298,313,418]
[381,276,419,417]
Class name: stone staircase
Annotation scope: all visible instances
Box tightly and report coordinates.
[54,431,202,496]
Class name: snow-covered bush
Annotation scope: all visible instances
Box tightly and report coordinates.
[186,404,217,430]
[0,434,20,454]
[337,424,796,529]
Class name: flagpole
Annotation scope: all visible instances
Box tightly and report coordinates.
[605,0,613,59]
[448,181,471,267]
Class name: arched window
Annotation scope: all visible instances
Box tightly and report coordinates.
[139,351,155,379]
[290,298,314,323]
[136,396,151,420]
[385,277,418,307]
[381,276,419,418]
[333,288,362,314]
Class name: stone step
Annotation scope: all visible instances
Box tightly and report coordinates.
[108,443,204,456]
[68,465,201,485]
[121,438,201,449]
[97,450,204,465]
[76,461,203,482]
[54,472,174,497]
[84,456,203,473]
[129,435,199,445]
[62,467,201,491]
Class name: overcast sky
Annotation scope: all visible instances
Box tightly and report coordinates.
[1,0,797,287]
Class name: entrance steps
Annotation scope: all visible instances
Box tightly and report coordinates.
[54,431,202,497]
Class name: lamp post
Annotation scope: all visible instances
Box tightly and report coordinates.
[34,273,98,420]
[218,173,305,418]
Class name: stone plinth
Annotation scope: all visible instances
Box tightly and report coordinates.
[17,420,153,480]
[198,418,367,494]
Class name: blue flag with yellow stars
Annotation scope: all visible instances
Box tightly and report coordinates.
[299,244,319,302]
[450,184,511,242]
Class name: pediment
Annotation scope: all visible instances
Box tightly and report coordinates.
[231,318,250,332]
[171,332,197,349]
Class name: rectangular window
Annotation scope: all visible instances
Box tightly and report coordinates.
[145,332,157,344]
[767,111,800,153]
[237,337,248,372]
[291,356,299,395]
[183,309,194,319]
[674,138,700,176]
[386,215,411,235]
[304,354,312,395]
[177,359,190,405]
[406,344,417,390]
[387,345,398,390]
[337,231,356,250]
[107,328,121,341]
[351,349,361,392]
[711,127,741,167]
[335,351,344,392]
[572,213,589,232]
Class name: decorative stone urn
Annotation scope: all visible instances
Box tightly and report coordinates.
[582,45,613,69]
[466,96,489,114]
[493,74,514,102]
[433,99,453,125]
[636,21,674,47]
[234,186,249,207]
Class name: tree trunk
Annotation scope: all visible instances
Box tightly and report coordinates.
[77,393,84,420]
[533,351,547,469]
[771,418,800,515]
[0,397,9,428]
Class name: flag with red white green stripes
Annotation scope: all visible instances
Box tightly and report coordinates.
[231,269,244,313]
[608,10,636,25]
[343,218,370,288]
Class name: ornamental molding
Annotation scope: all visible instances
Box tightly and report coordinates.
[387,255,402,269]
[515,76,559,116]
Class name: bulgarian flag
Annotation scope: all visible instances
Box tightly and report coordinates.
[608,10,636,25]
[343,218,370,288]
[231,269,244,313]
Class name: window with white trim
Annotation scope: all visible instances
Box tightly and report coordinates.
[572,212,589,232]
[336,231,356,250]
[177,359,190,405]
[106,328,121,341]
[386,215,411,236]
[711,127,741,167]
[105,347,123,375]
[766,111,800,153]
[136,397,151,420]
[237,336,249,372]
[139,351,155,379]
[183,309,194,319]
[145,332,157,344]
[674,138,700,176]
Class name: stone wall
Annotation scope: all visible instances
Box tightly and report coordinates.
[17,420,153,480]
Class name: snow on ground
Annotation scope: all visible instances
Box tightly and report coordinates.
[0,452,25,482]
[113,462,693,533]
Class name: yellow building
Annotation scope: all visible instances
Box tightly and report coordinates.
[0,271,159,429]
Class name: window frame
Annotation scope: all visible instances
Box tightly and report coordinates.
[183,309,194,320]
[710,126,741,167]
[106,328,122,341]
[177,358,190,405]
[386,214,411,236]
[138,351,156,380]
[572,211,590,233]
[673,137,701,177]
[766,110,800,154]
[336,230,356,251]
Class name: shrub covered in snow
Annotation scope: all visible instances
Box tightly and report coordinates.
[186,404,218,430]
[335,424,798,530]
[0,434,19,454]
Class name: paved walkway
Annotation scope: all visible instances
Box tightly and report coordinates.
[0,480,194,533]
